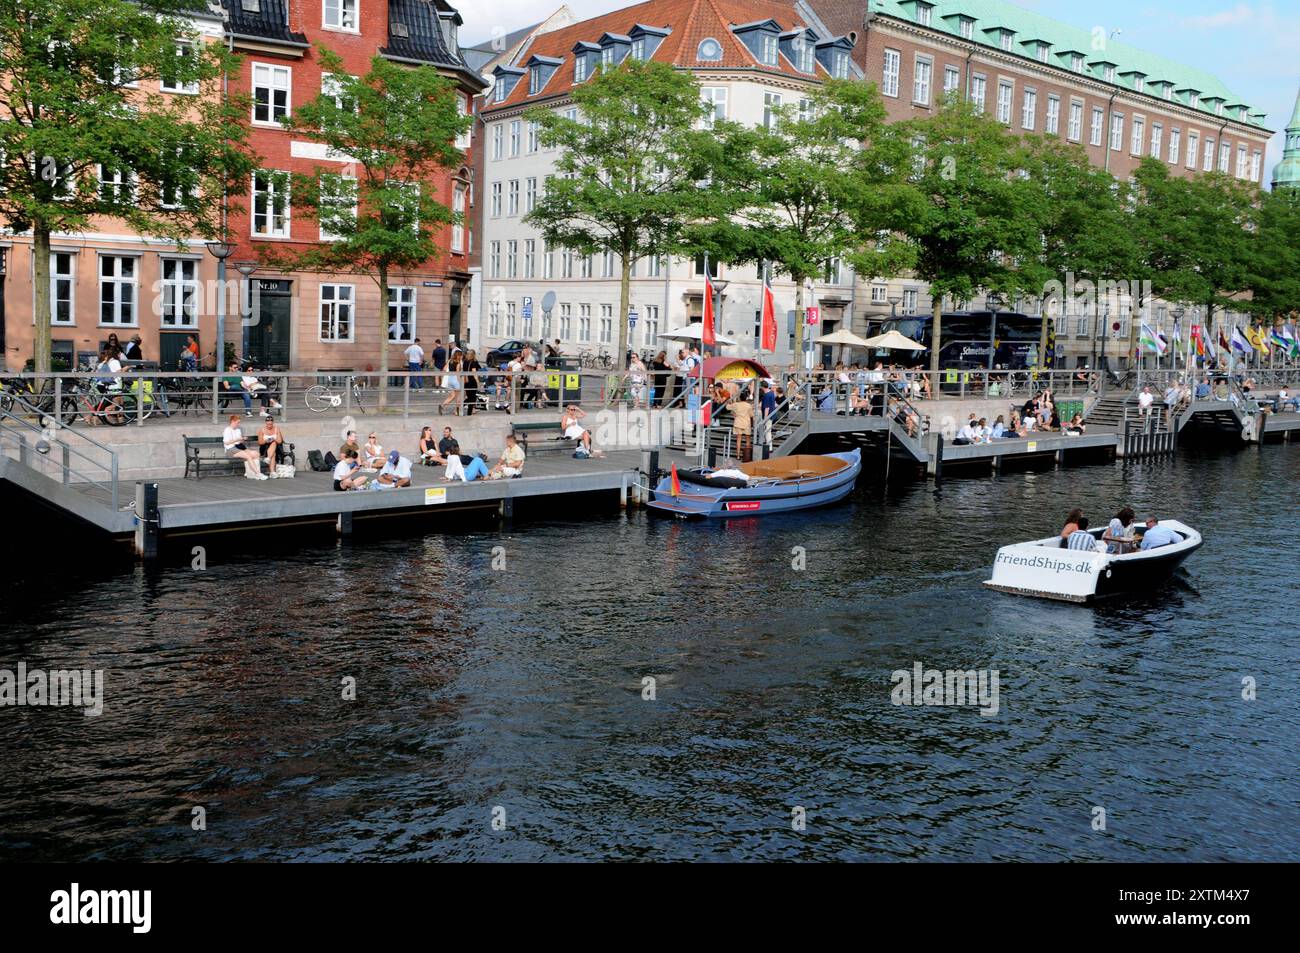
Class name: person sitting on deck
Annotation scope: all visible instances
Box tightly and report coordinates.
[333,449,367,491]
[445,451,489,482]
[1195,378,1211,399]
[990,415,1007,439]
[1139,517,1179,550]
[223,413,266,480]
[489,434,526,479]
[889,399,919,437]
[220,362,253,416]
[1137,387,1155,418]
[1060,508,1085,539]
[1066,516,1099,551]
[363,433,385,468]
[417,426,440,466]
[1104,506,1137,554]
[953,417,977,445]
[339,430,364,464]
[976,417,991,444]
[1065,414,1086,435]
[561,405,601,457]
[256,415,286,475]
[1277,386,1296,412]
[376,450,412,488]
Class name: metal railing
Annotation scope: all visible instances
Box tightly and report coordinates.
[0,391,121,510]
[783,368,1100,402]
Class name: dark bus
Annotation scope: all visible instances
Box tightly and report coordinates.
[873,311,1054,370]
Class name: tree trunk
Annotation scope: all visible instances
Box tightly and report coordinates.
[928,295,942,378]
[1037,295,1050,370]
[617,251,631,368]
[378,263,389,409]
[792,276,805,371]
[33,227,52,375]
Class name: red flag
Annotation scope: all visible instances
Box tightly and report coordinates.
[1218,327,1230,353]
[670,462,681,497]
[760,275,777,352]
[702,275,716,347]
[701,399,712,427]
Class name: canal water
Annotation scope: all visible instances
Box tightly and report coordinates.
[2,446,1297,861]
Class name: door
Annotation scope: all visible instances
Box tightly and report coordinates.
[448,284,463,347]
[159,332,195,370]
[248,280,292,367]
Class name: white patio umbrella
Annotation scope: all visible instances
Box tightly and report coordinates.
[660,325,736,346]
[815,329,873,348]
[861,329,926,350]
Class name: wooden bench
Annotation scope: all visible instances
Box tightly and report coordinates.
[184,435,295,478]
[511,420,577,454]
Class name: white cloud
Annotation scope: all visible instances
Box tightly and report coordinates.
[1179,3,1256,30]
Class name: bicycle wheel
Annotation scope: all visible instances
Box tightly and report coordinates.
[100,400,128,426]
[305,385,335,412]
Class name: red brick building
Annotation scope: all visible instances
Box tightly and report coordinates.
[219,0,484,368]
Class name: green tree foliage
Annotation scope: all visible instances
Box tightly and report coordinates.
[1245,186,1300,322]
[0,0,254,372]
[276,47,471,405]
[525,59,735,365]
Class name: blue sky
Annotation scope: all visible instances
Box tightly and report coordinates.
[463,0,1299,184]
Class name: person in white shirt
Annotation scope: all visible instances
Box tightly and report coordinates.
[222,414,266,480]
[955,421,977,445]
[362,432,386,468]
[376,450,412,487]
[404,338,425,390]
[333,449,367,490]
[1138,387,1154,417]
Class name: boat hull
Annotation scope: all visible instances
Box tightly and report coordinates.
[647,449,861,518]
[983,520,1202,603]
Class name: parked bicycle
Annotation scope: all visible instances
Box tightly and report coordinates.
[305,375,366,413]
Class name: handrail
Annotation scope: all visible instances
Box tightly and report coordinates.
[0,392,120,510]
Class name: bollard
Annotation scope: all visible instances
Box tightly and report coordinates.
[337,511,353,536]
[133,481,159,560]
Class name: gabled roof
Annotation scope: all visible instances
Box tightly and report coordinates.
[382,0,486,88]
[869,0,1265,127]
[219,0,307,48]
[482,0,840,113]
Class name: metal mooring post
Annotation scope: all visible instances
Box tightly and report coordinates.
[134,481,159,561]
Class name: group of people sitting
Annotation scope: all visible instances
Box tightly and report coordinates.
[952,406,1085,445]
[331,424,533,491]
[1060,505,1180,553]
[221,413,290,480]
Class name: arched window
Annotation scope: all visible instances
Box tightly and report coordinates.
[697,37,722,62]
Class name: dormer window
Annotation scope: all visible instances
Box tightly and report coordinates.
[1189,91,1199,108]
[1102,65,1115,83]
[574,57,588,81]
[1036,43,1049,63]
[439,15,459,56]
[959,17,973,40]
[628,25,670,62]
[833,51,848,79]
[1163,85,1172,100]
[697,37,722,62]
[1215,101,1223,116]
[916,2,932,27]
[761,34,778,66]
[601,46,615,67]
[1134,75,1145,93]
[491,66,524,104]
[630,37,645,60]
[572,42,598,81]
[529,68,541,93]
[1070,53,1083,71]
[1000,31,1013,52]
[324,0,357,31]
[798,39,815,73]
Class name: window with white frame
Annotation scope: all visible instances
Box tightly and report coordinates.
[1045,94,1059,135]
[49,253,74,325]
[527,119,539,153]
[506,240,517,278]
[1102,64,1115,83]
[1235,144,1247,178]
[488,241,500,278]
[507,179,519,216]
[1000,31,1013,52]
[1130,116,1144,155]
[882,49,900,98]
[1037,43,1049,64]
[488,300,500,337]
[251,170,290,237]
[574,56,588,82]
[160,42,199,94]
[943,65,959,95]
[321,73,357,114]
[160,257,198,327]
[832,51,849,80]
[1150,123,1162,158]
[505,300,517,336]
[647,255,662,277]
[1067,100,1081,141]
[795,37,815,74]
[1070,53,1083,72]
[700,86,727,127]
[578,304,591,342]
[1022,88,1036,130]
[317,173,357,241]
[319,284,354,341]
[642,305,659,346]
[996,80,1012,125]
[870,283,887,303]
[98,164,134,204]
[542,242,554,279]
[490,181,502,217]
[492,124,503,160]
[901,289,917,315]
[760,33,778,66]
[1108,113,1123,151]
[1168,127,1181,164]
[455,92,470,149]
[525,176,537,213]
[916,2,932,26]
[602,250,614,278]
[324,0,357,30]
[1189,91,1199,109]
[524,239,535,278]
[763,92,782,130]
[959,17,973,40]
[451,183,467,253]
[969,74,986,113]
[913,58,931,106]
[580,254,593,279]
[1218,141,1229,172]
[252,64,290,124]
[1185,130,1197,167]
[388,286,415,341]
[561,249,573,278]
[99,255,137,326]
[1090,107,1103,146]
[1250,150,1262,181]
[509,120,521,157]
[1203,137,1214,171]
[599,304,612,343]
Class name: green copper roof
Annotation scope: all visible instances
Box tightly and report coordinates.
[1272,85,1300,190]
[873,0,1266,127]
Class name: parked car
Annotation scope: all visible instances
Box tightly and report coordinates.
[485,340,531,368]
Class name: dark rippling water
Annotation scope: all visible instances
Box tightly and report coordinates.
[2,446,1297,862]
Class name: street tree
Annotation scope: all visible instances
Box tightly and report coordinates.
[0,0,254,372]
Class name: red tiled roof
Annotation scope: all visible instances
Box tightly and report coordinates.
[485,0,828,112]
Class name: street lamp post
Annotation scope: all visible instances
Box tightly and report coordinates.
[985,292,1004,371]
[234,261,259,364]
[205,240,235,370]
[1171,307,1185,371]
[711,279,728,359]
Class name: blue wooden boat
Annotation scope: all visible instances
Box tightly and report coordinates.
[646,448,861,518]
